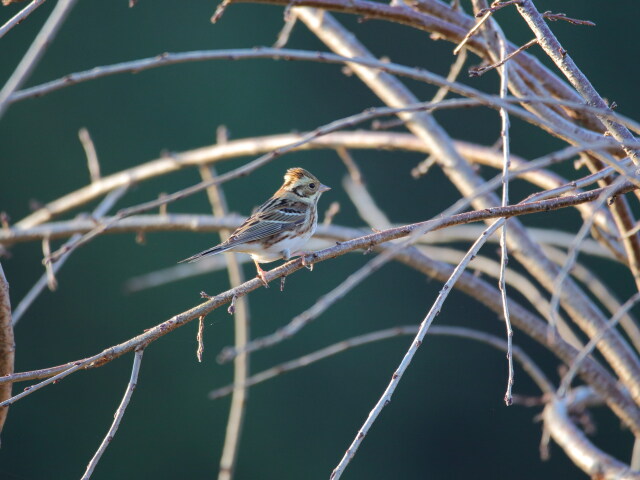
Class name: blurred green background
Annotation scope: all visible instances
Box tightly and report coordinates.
[1,1,639,479]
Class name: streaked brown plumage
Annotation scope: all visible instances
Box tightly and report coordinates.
[180,167,330,286]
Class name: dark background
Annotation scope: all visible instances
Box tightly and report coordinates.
[1,1,639,479]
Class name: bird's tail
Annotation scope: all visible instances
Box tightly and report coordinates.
[178,244,233,263]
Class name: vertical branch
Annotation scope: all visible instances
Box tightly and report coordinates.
[493,7,514,407]
[0,0,79,119]
[0,263,15,441]
[78,127,101,183]
[81,348,144,480]
[199,128,250,480]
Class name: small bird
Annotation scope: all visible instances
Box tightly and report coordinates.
[180,167,330,286]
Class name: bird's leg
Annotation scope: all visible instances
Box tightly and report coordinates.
[294,251,315,271]
[280,275,286,292]
[253,259,269,288]
[280,249,291,261]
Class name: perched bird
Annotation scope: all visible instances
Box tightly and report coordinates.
[180,167,330,286]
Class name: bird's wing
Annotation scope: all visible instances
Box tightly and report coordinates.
[225,198,307,246]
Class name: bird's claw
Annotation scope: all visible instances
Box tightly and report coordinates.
[301,255,314,271]
[257,270,270,288]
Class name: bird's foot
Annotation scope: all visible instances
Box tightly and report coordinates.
[293,251,316,271]
[256,268,270,288]
[253,260,270,288]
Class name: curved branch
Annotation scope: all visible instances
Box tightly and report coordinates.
[544,390,640,479]
[210,325,554,399]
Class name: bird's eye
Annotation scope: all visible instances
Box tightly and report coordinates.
[309,183,316,189]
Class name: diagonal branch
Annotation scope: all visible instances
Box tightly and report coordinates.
[81,348,144,480]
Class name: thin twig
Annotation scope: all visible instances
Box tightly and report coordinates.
[453,6,494,54]
[335,147,363,184]
[81,348,144,480]
[469,38,537,77]
[41,237,57,291]
[548,176,631,336]
[0,0,47,39]
[474,0,521,18]
[330,218,504,480]
[496,27,514,406]
[0,0,78,120]
[273,14,297,48]
[542,245,640,352]
[210,325,553,399]
[322,202,340,226]
[542,11,595,27]
[78,127,101,183]
[0,358,91,408]
[558,291,640,397]
[11,186,128,325]
[430,47,467,103]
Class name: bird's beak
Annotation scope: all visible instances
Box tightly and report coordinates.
[319,184,331,193]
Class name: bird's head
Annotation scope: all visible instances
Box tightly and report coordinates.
[279,167,330,202]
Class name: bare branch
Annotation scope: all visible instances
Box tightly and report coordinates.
[559,291,640,397]
[544,390,640,479]
[10,186,128,325]
[0,263,14,439]
[496,23,514,405]
[330,218,504,479]
[81,348,144,480]
[211,325,554,400]
[0,0,78,120]
[515,0,640,164]
[0,0,47,39]
[542,11,595,27]
[469,38,537,77]
[78,127,101,183]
